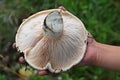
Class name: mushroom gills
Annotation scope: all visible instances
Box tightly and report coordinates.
[15,9,88,73]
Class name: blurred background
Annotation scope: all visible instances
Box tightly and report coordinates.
[0,0,120,80]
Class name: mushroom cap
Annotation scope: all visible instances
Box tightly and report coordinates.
[16,9,88,73]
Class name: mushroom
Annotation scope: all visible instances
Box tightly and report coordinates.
[15,7,89,73]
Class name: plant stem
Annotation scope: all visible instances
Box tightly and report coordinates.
[0,63,28,80]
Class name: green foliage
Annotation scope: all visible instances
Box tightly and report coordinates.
[30,76,47,80]
[0,0,120,80]
[0,74,5,80]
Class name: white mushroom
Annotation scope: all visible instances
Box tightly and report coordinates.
[15,8,88,73]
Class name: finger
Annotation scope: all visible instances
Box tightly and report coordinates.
[12,43,16,49]
[58,6,66,11]
[38,70,50,76]
[87,32,94,44]
[19,56,26,64]
[22,19,26,22]
[87,37,93,44]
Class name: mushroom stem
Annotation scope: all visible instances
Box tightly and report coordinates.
[42,11,63,39]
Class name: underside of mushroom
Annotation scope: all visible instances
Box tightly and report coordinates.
[15,8,88,73]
